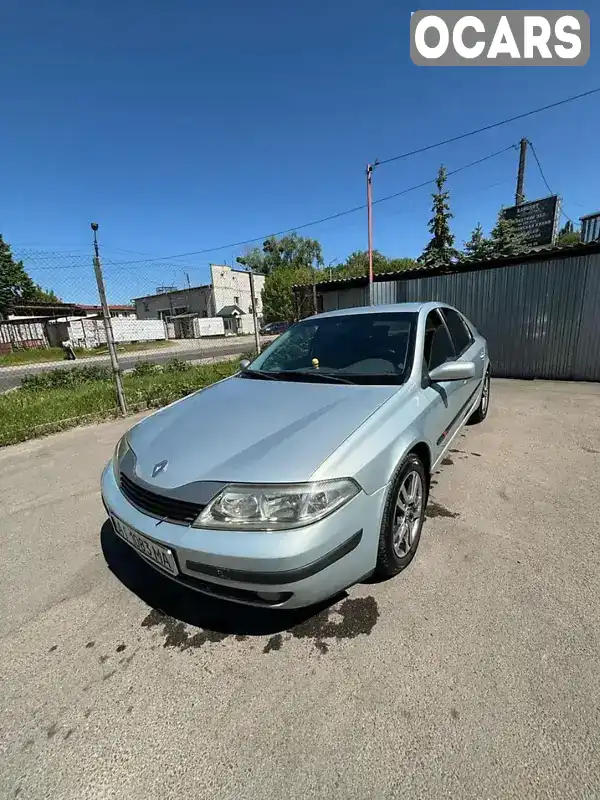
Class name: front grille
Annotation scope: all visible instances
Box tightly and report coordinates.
[120,473,204,525]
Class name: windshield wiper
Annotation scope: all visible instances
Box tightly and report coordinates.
[277,370,355,385]
[241,368,354,384]
[240,369,282,381]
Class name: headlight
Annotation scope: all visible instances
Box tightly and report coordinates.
[192,479,361,531]
[112,434,131,475]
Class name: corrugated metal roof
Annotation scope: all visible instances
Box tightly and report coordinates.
[292,239,600,290]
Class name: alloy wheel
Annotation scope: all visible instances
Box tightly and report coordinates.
[481,373,490,414]
[392,470,424,558]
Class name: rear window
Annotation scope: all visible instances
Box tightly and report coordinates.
[440,308,473,355]
[424,310,456,370]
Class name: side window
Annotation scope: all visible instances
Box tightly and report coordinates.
[441,308,473,356]
[424,310,456,371]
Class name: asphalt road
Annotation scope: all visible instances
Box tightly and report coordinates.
[0,339,273,392]
[1,379,600,799]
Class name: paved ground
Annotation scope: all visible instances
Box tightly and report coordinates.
[1,379,599,800]
[0,337,275,392]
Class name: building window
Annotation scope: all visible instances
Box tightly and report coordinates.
[174,307,188,316]
[157,309,171,321]
[234,296,240,305]
[143,303,149,312]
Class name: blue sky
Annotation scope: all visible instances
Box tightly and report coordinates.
[1,0,598,304]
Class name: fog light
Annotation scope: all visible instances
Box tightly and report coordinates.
[256,591,286,604]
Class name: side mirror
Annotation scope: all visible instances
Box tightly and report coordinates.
[429,361,476,382]
[239,359,251,370]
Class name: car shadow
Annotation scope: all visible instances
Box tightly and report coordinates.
[100,519,347,637]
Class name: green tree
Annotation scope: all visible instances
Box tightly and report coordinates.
[461,223,493,262]
[331,250,389,279]
[328,251,417,280]
[556,220,581,246]
[418,166,458,268]
[488,210,526,258]
[262,265,313,323]
[386,257,418,273]
[236,232,323,276]
[0,235,58,318]
[237,233,323,323]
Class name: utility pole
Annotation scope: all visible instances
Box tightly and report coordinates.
[515,138,527,206]
[366,163,376,305]
[312,262,318,315]
[91,223,127,415]
[185,272,192,322]
[248,269,261,356]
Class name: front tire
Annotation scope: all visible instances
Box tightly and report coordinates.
[375,453,427,579]
[468,369,490,425]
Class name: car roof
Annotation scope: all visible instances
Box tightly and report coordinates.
[306,301,447,321]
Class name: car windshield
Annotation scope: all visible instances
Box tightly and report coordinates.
[243,311,418,385]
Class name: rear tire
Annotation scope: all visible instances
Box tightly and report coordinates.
[375,453,427,579]
[468,369,490,425]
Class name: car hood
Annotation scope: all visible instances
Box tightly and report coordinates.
[128,375,398,486]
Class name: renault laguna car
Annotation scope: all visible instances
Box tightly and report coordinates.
[101,302,490,609]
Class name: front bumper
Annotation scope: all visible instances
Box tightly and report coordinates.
[101,462,386,609]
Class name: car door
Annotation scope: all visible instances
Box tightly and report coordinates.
[439,307,483,420]
[421,309,464,464]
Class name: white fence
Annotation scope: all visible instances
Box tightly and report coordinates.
[194,317,225,337]
[53,317,167,349]
[0,320,48,350]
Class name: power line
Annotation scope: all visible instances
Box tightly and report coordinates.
[17,88,599,273]
[372,145,516,208]
[527,139,576,225]
[376,87,600,167]
[95,144,516,268]
[100,88,600,267]
[527,140,553,195]
[85,86,600,268]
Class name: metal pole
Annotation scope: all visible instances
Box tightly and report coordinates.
[515,138,527,206]
[327,258,338,282]
[366,163,374,305]
[312,264,318,315]
[91,223,127,415]
[248,269,261,356]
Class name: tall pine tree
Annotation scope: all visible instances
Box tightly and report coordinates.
[418,166,458,268]
[461,223,493,261]
[0,235,58,318]
[488,210,526,258]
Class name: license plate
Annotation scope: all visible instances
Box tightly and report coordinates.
[111,515,178,577]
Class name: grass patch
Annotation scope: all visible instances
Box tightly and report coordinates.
[0,340,173,367]
[0,359,239,447]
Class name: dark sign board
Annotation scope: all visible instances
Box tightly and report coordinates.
[502,195,560,247]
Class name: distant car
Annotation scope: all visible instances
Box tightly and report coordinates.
[260,321,289,335]
[102,302,490,610]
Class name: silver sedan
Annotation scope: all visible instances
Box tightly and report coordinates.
[101,302,490,609]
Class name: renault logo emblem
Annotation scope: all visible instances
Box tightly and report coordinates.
[152,460,168,478]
